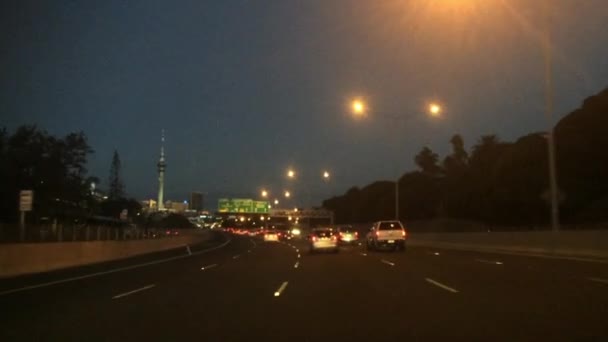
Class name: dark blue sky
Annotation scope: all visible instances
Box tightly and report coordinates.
[2,0,607,209]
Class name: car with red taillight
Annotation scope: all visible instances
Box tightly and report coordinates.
[336,225,359,245]
[366,220,407,251]
[309,228,339,253]
[263,230,280,242]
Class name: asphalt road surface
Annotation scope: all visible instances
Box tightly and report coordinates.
[1,231,608,341]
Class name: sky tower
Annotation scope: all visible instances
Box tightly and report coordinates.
[157,130,166,210]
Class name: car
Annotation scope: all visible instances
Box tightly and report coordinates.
[263,230,280,242]
[309,228,339,253]
[366,220,407,251]
[165,228,180,237]
[277,228,293,241]
[336,225,359,244]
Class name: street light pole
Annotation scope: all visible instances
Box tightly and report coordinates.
[544,0,560,232]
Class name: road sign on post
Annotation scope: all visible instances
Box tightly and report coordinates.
[19,190,33,241]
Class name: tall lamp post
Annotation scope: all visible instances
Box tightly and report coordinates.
[543,0,560,232]
[350,99,442,221]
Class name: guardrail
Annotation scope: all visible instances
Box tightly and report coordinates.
[0,224,174,243]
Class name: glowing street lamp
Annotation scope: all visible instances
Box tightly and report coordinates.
[261,190,268,198]
[351,99,366,117]
[322,171,330,180]
[429,103,442,117]
[284,191,291,198]
[274,199,279,205]
[287,169,296,179]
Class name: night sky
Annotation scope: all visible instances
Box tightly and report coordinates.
[2,0,607,209]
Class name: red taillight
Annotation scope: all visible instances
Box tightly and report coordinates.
[402,230,407,237]
[339,232,344,237]
[312,236,317,242]
[376,231,380,237]
[355,232,358,237]
[331,235,337,241]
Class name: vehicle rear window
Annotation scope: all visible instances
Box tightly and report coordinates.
[378,222,403,230]
[339,227,354,233]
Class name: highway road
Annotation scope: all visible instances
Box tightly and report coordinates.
[1,230,608,341]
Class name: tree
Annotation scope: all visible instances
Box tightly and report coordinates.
[414,146,442,176]
[108,150,124,200]
[0,125,95,223]
[443,134,468,175]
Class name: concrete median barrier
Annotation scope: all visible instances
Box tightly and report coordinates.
[0,229,212,278]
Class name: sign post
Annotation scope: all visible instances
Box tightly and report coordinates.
[19,190,33,242]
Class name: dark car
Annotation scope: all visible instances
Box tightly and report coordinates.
[336,225,359,244]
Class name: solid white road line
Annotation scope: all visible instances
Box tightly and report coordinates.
[588,277,608,285]
[425,278,459,293]
[381,259,395,266]
[201,264,218,271]
[294,261,299,269]
[274,281,289,297]
[475,259,504,265]
[233,254,240,259]
[112,284,156,299]
[360,253,367,256]
[186,245,192,255]
[250,239,257,248]
[297,254,301,258]
[0,236,232,297]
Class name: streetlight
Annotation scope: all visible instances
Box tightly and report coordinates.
[284,191,291,198]
[287,169,295,179]
[429,103,442,117]
[351,99,366,117]
[261,190,268,198]
[543,0,560,232]
[349,97,444,220]
[322,171,330,180]
[274,199,279,205]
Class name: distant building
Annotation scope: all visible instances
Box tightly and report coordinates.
[189,192,204,212]
[165,200,187,213]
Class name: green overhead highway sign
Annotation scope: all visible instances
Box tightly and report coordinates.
[218,198,269,214]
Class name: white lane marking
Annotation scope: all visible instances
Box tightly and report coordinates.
[296,249,299,253]
[381,259,395,266]
[425,278,459,293]
[297,254,301,258]
[360,253,367,256]
[294,261,299,269]
[112,284,156,299]
[233,254,240,259]
[250,239,257,248]
[433,252,440,256]
[358,243,362,246]
[186,245,192,255]
[588,277,608,285]
[274,281,289,297]
[247,250,251,253]
[475,259,503,265]
[201,264,218,271]
[0,236,232,297]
